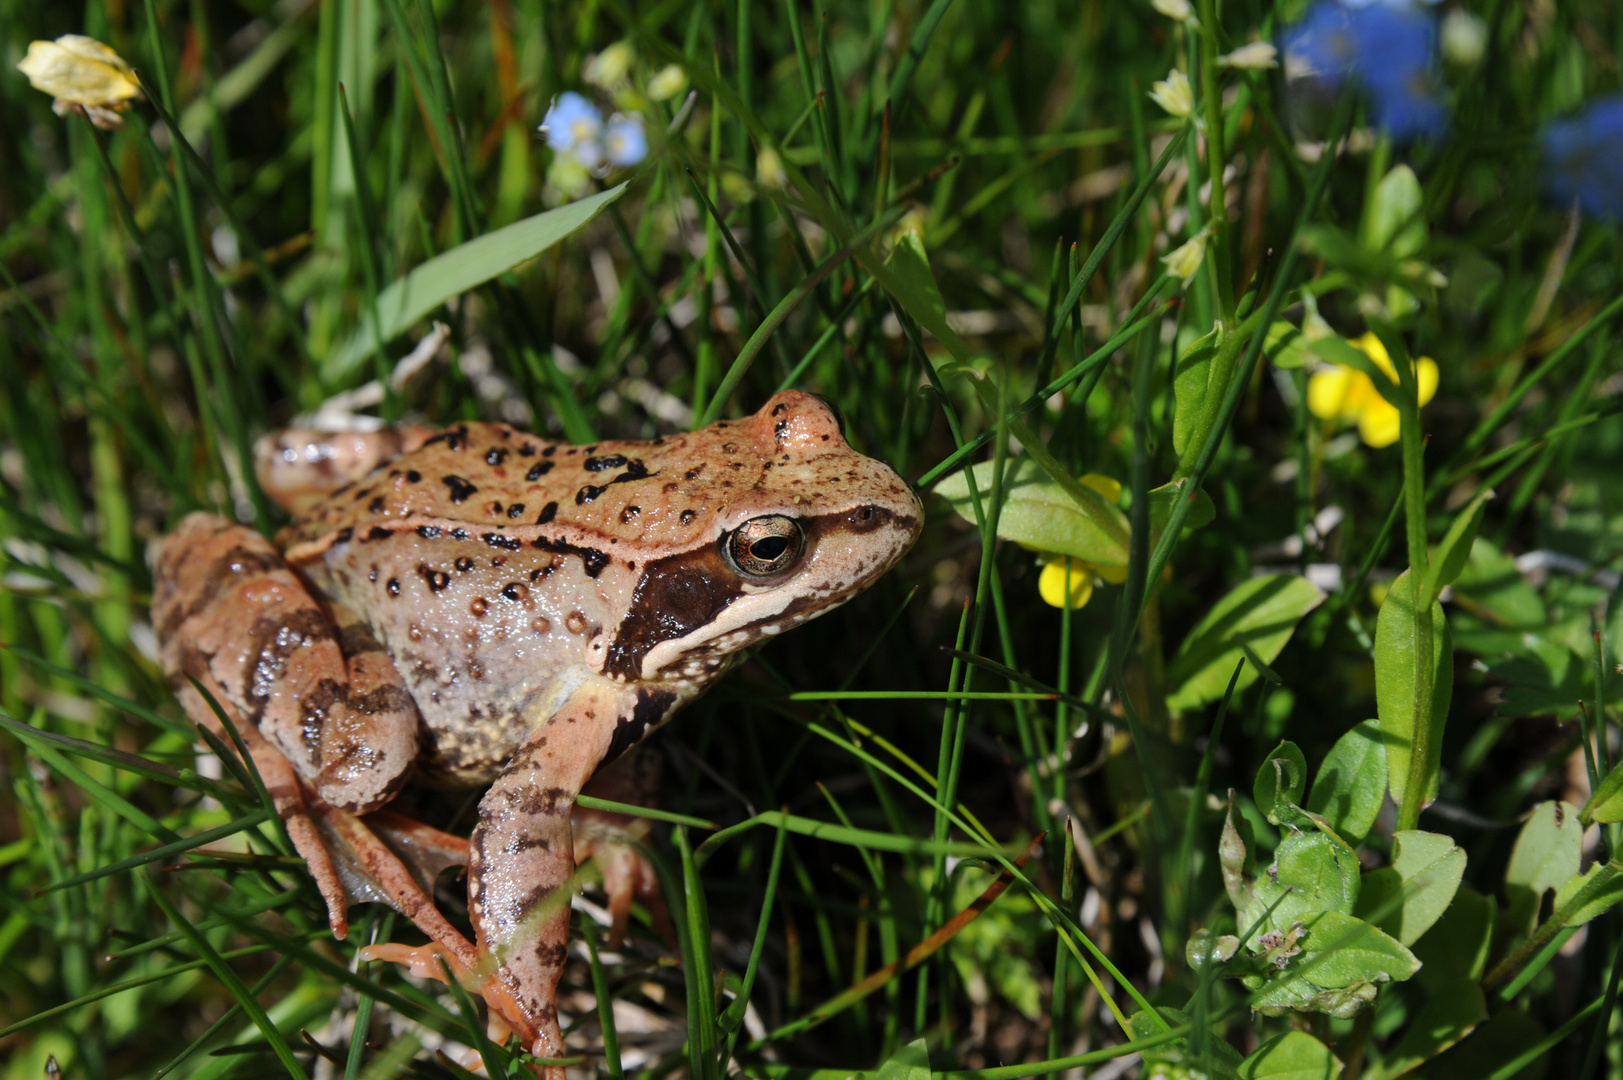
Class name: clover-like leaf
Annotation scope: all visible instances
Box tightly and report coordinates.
[1168,575,1325,710]
[1305,721,1388,849]
[1354,830,1465,946]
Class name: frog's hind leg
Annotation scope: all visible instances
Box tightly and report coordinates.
[463,683,631,1073]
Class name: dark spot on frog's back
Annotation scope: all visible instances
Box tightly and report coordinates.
[602,687,678,765]
[584,454,627,471]
[441,475,478,504]
[526,461,553,481]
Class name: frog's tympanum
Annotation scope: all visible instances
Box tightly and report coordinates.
[151,391,921,1072]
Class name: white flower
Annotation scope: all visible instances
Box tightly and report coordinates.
[1440,10,1487,66]
[757,147,787,189]
[1220,42,1278,70]
[584,42,634,89]
[648,64,688,102]
[1161,226,1211,282]
[17,35,141,128]
[1150,0,1192,19]
[1148,69,1194,119]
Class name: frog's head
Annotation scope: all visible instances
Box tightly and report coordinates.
[605,391,922,683]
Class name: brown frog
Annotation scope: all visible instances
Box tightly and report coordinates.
[150,391,921,1071]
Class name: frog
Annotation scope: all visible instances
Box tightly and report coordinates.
[149,390,921,1072]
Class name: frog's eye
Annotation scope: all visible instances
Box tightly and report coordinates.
[726,515,804,576]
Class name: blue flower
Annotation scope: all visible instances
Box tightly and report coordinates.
[602,115,648,167]
[542,92,601,152]
[1283,0,1447,142]
[1542,95,1623,221]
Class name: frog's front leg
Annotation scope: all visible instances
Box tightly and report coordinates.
[467,683,644,1069]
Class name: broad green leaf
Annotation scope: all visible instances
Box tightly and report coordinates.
[1239,1031,1343,1080]
[1450,537,1545,629]
[873,1037,930,1080]
[1505,800,1583,933]
[1265,321,1311,370]
[1365,164,1425,259]
[1549,860,1623,929]
[1129,1007,1242,1080]
[877,231,974,364]
[1148,479,1218,532]
[1375,570,1454,810]
[1247,831,1360,936]
[933,457,1128,570]
[1582,758,1623,824]
[1254,741,1308,824]
[1426,488,1493,601]
[1412,886,1495,989]
[1174,324,1220,457]
[1306,721,1388,848]
[1354,830,1465,946]
[326,184,628,378]
[1424,1007,1547,1080]
[1168,575,1326,710]
[1250,911,1419,1019]
[1364,977,1485,1080]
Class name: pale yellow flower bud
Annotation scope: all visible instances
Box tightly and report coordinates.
[648,64,688,102]
[1150,0,1193,19]
[1161,228,1209,282]
[18,35,141,129]
[1148,69,1194,119]
[584,42,634,89]
[757,147,787,190]
[1441,11,1487,67]
[1220,42,1278,70]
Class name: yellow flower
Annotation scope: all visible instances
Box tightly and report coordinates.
[1307,332,1439,448]
[1035,474,1127,609]
[17,35,141,129]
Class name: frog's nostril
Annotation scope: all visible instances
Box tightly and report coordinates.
[847,505,886,532]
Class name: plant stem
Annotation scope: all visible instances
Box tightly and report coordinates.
[1394,332,1434,833]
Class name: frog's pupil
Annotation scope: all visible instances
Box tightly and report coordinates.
[751,536,789,560]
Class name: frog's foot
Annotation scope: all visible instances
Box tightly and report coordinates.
[574,746,675,950]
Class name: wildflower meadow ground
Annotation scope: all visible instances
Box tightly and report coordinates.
[1,1,1622,1079]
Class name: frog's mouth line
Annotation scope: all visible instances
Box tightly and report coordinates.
[601,505,919,682]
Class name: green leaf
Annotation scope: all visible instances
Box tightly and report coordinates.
[1505,800,1583,933]
[1549,860,1623,929]
[873,1037,931,1080]
[1168,575,1326,710]
[1581,758,1623,824]
[1250,911,1420,1019]
[1412,886,1495,989]
[1148,479,1218,533]
[1247,831,1361,937]
[1365,164,1425,259]
[1424,1007,1547,1080]
[932,457,1129,570]
[1364,977,1485,1080]
[1426,488,1494,601]
[1354,830,1466,946]
[1174,324,1220,457]
[1254,741,1308,825]
[1265,321,1311,371]
[1239,1031,1343,1080]
[878,230,974,364]
[1306,721,1388,848]
[1450,537,1546,629]
[1375,570,1454,811]
[325,183,628,379]
[1129,1007,1242,1080]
